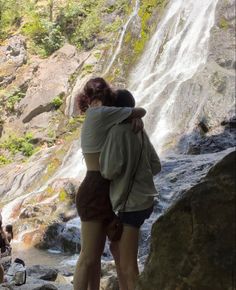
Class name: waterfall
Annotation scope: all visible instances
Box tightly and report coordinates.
[103,0,140,76]
[129,0,219,152]
[1,0,219,225]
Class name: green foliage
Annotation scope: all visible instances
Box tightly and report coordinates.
[219,17,229,30]
[0,0,24,39]
[0,0,133,54]
[0,132,35,157]
[74,12,101,49]
[0,155,11,165]
[6,91,26,112]
[41,24,64,55]
[103,0,130,14]
[82,64,94,75]
[56,1,85,41]
[22,17,64,56]
[51,96,63,109]
[105,18,123,33]
[47,129,55,138]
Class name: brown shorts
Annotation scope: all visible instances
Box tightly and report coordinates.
[76,171,114,222]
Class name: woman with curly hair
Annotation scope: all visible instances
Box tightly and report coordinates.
[73,77,146,290]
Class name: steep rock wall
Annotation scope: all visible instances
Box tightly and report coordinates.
[137,150,236,290]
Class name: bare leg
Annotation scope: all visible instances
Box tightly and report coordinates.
[0,264,4,284]
[119,225,139,290]
[110,241,128,290]
[73,221,106,290]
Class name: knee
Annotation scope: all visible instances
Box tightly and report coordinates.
[120,263,138,279]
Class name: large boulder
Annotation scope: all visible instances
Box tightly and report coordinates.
[137,151,236,290]
[18,44,81,124]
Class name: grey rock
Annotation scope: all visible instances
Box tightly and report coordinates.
[5,43,81,133]
[137,151,236,290]
[27,265,58,282]
[33,284,58,290]
[0,35,27,87]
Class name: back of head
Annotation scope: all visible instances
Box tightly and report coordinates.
[77,77,115,113]
[115,89,135,108]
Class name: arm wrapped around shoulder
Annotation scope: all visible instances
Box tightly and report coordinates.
[129,107,146,119]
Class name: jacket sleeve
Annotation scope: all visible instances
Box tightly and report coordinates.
[99,129,124,180]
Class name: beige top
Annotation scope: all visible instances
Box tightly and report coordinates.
[81,106,132,154]
[100,123,161,212]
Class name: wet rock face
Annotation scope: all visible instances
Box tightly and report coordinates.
[161,0,236,153]
[36,222,81,254]
[137,151,236,290]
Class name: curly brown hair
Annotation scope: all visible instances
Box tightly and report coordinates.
[77,78,116,113]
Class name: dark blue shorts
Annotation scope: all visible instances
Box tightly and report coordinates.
[118,206,153,229]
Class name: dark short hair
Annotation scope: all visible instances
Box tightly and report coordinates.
[115,89,135,108]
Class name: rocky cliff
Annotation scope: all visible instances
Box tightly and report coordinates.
[137,150,236,290]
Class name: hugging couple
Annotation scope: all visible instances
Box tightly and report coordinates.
[73,77,161,290]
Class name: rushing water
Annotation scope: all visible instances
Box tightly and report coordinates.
[129,0,218,152]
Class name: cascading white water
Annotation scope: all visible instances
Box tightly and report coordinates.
[103,0,140,76]
[129,0,219,153]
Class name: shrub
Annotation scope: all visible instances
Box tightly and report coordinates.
[41,25,64,55]
[0,132,35,157]
[21,15,48,44]
[22,18,64,56]
[56,1,85,40]
[51,96,63,109]
[0,155,11,166]
[74,12,101,49]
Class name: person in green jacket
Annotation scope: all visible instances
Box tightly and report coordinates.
[100,90,161,290]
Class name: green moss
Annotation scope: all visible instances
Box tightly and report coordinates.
[47,129,55,139]
[82,64,94,74]
[105,18,123,33]
[219,17,229,30]
[124,31,132,43]
[59,189,68,202]
[0,155,11,166]
[94,51,101,59]
[133,0,167,58]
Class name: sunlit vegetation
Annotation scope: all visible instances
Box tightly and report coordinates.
[0,0,131,56]
[0,132,35,157]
